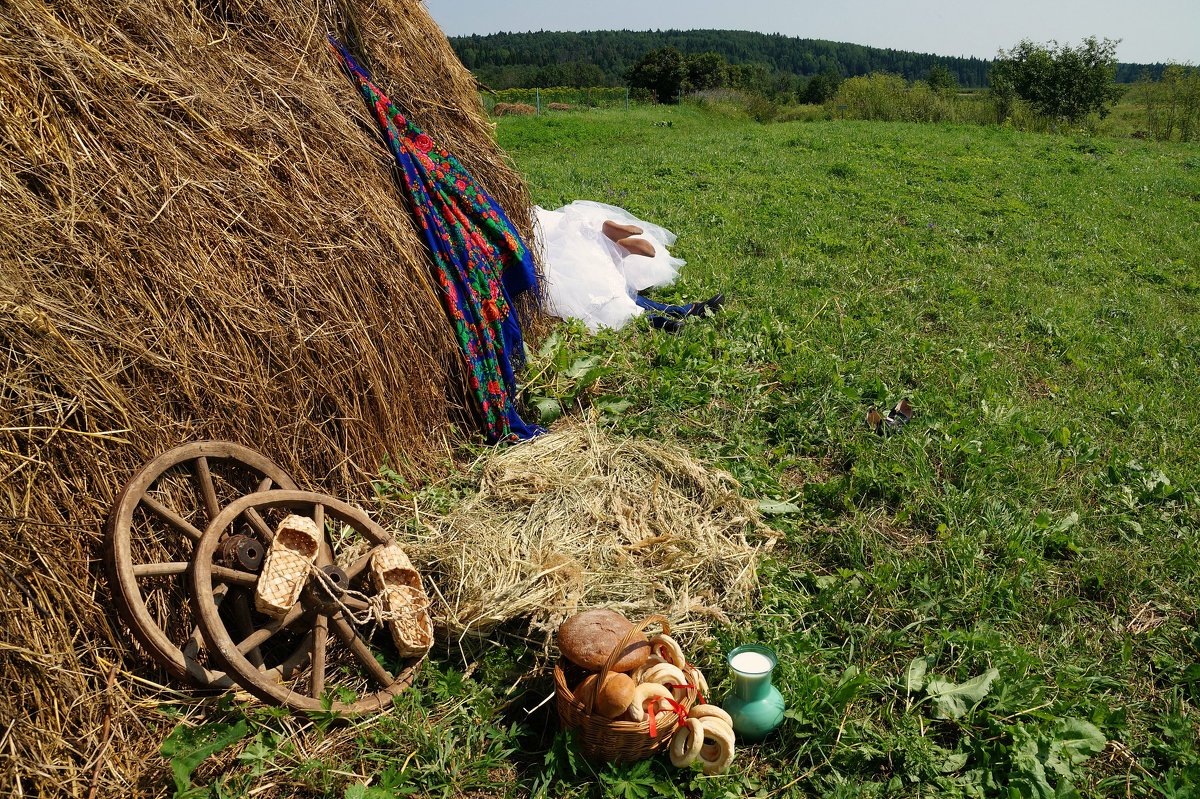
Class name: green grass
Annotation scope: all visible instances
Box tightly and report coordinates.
[177,105,1199,798]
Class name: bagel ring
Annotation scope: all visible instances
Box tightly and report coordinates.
[649,633,686,669]
[625,682,672,723]
[669,717,704,768]
[688,703,733,729]
[684,664,709,697]
[696,716,736,775]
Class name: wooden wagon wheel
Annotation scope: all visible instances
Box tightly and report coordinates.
[192,490,424,714]
[105,441,299,687]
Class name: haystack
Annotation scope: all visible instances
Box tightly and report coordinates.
[398,419,774,650]
[0,1,538,795]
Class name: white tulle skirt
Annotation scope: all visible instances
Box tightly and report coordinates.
[533,201,685,332]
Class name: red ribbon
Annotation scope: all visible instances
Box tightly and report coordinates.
[644,690,694,740]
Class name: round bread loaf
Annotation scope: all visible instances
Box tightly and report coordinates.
[557,608,650,672]
[574,671,637,718]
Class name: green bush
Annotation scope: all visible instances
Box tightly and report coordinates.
[830,72,985,124]
[1135,64,1200,141]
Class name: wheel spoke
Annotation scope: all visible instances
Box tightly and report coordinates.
[140,495,202,541]
[181,623,204,659]
[235,604,309,655]
[340,594,370,613]
[210,565,259,588]
[132,561,188,578]
[255,476,273,492]
[310,614,328,699]
[242,507,275,544]
[230,593,264,667]
[331,614,394,687]
[183,584,228,658]
[193,456,221,522]
[344,545,385,581]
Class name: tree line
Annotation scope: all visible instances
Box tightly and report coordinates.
[449,29,1166,91]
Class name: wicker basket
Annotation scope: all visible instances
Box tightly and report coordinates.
[554,615,696,763]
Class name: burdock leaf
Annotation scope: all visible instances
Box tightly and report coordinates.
[1056,718,1106,764]
[903,656,929,694]
[926,668,999,719]
[757,499,801,515]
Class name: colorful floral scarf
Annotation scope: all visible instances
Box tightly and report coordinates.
[329,39,542,442]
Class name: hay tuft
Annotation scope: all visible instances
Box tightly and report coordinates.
[399,419,775,650]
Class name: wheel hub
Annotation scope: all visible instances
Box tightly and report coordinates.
[219,534,264,571]
[307,564,349,611]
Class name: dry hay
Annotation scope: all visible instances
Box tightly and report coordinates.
[397,419,775,651]
[0,1,541,795]
[547,102,574,111]
[492,102,538,117]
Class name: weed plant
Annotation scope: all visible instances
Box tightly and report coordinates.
[169,106,1199,798]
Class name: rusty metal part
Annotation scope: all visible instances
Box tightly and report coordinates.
[104,441,298,687]
[191,490,423,714]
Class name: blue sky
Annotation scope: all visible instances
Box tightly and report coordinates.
[424,0,1199,65]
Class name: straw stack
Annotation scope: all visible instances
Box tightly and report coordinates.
[0,0,542,794]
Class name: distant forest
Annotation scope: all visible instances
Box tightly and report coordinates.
[449,30,1165,91]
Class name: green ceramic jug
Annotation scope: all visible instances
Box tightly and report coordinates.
[721,644,785,742]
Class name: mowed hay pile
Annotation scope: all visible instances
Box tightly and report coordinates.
[402,420,774,648]
[0,1,537,795]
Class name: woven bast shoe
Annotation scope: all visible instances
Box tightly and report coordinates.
[370,544,433,657]
[255,514,321,617]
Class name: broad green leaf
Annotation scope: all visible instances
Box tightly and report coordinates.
[533,396,562,423]
[160,719,249,794]
[596,397,633,416]
[939,751,969,773]
[564,355,603,378]
[829,665,868,710]
[926,667,999,719]
[536,331,561,358]
[757,499,801,515]
[1055,718,1106,765]
[566,365,613,398]
[1050,512,1080,534]
[903,656,929,694]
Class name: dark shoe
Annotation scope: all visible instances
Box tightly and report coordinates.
[887,399,913,429]
[647,314,684,334]
[866,407,886,435]
[687,292,725,318]
[866,399,913,436]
